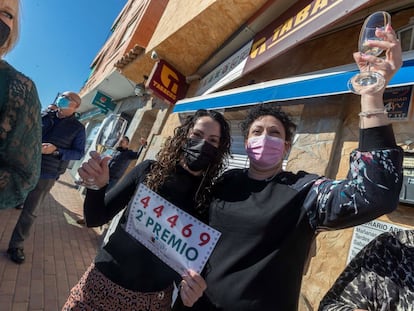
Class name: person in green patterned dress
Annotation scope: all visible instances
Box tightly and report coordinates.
[0,0,42,209]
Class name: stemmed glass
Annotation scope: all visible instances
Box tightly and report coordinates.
[348,11,391,94]
[95,114,128,156]
[76,114,128,189]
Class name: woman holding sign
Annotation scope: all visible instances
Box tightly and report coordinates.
[63,109,231,311]
[183,24,404,310]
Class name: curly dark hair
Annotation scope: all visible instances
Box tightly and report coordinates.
[240,104,296,143]
[145,109,231,214]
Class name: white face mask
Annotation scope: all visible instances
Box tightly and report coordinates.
[246,135,285,169]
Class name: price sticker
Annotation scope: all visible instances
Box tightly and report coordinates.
[125,183,221,274]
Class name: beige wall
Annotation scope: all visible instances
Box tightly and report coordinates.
[145,0,268,75]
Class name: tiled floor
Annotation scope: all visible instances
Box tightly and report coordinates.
[0,172,104,311]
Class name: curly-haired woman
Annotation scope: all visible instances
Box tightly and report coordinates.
[62,109,231,311]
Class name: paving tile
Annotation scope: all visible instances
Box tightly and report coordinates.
[11,302,28,311]
[0,172,103,310]
[0,296,12,310]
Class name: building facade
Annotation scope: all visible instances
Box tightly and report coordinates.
[77,0,414,309]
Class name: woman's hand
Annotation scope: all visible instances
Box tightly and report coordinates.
[179,270,207,307]
[78,151,111,189]
[354,24,402,127]
[353,24,402,87]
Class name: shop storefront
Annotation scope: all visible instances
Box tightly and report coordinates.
[153,3,414,309]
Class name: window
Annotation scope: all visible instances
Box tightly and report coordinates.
[397,22,414,52]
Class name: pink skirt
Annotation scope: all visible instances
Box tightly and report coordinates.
[62,263,173,311]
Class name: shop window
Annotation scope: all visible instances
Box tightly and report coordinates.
[397,22,414,52]
[400,152,414,206]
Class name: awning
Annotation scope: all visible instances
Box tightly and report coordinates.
[173,57,414,113]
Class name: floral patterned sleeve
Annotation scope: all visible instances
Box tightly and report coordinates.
[304,125,403,230]
[0,62,42,209]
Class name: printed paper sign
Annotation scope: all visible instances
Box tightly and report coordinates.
[347,219,411,264]
[126,183,221,274]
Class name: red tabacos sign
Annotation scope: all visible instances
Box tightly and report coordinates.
[243,0,371,74]
[147,59,188,104]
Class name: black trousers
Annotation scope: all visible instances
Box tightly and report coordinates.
[8,178,56,249]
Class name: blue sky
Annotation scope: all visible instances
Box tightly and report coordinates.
[5,0,127,108]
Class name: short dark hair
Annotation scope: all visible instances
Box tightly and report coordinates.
[123,136,130,143]
[240,104,296,143]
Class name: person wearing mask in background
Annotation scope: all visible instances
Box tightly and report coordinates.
[63,109,231,311]
[319,229,414,311]
[0,0,42,210]
[107,135,147,191]
[138,135,148,151]
[178,25,403,311]
[76,135,146,224]
[7,91,86,264]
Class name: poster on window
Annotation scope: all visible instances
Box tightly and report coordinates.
[126,183,221,274]
[384,85,413,121]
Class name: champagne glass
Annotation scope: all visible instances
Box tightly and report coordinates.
[95,114,128,156]
[76,114,128,189]
[348,11,391,94]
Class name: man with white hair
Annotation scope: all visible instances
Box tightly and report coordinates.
[7,91,86,264]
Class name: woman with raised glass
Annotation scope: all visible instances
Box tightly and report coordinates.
[178,18,404,311]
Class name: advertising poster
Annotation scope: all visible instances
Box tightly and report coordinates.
[384,85,413,121]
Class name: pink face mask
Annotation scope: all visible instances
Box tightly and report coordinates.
[246,135,285,169]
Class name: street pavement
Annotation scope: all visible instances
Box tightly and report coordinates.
[0,172,105,311]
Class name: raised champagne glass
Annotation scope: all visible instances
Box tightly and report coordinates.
[76,114,128,190]
[348,11,391,94]
[95,114,128,156]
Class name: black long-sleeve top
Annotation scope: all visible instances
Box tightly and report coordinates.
[84,160,204,292]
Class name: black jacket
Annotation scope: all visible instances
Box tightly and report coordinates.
[108,147,139,180]
[41,111,85,177]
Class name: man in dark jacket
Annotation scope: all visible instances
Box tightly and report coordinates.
[7,91,86,264]
[107,135,146,190]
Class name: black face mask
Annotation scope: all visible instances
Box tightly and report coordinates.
[0,19,10,48]
[182,138,219,172]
